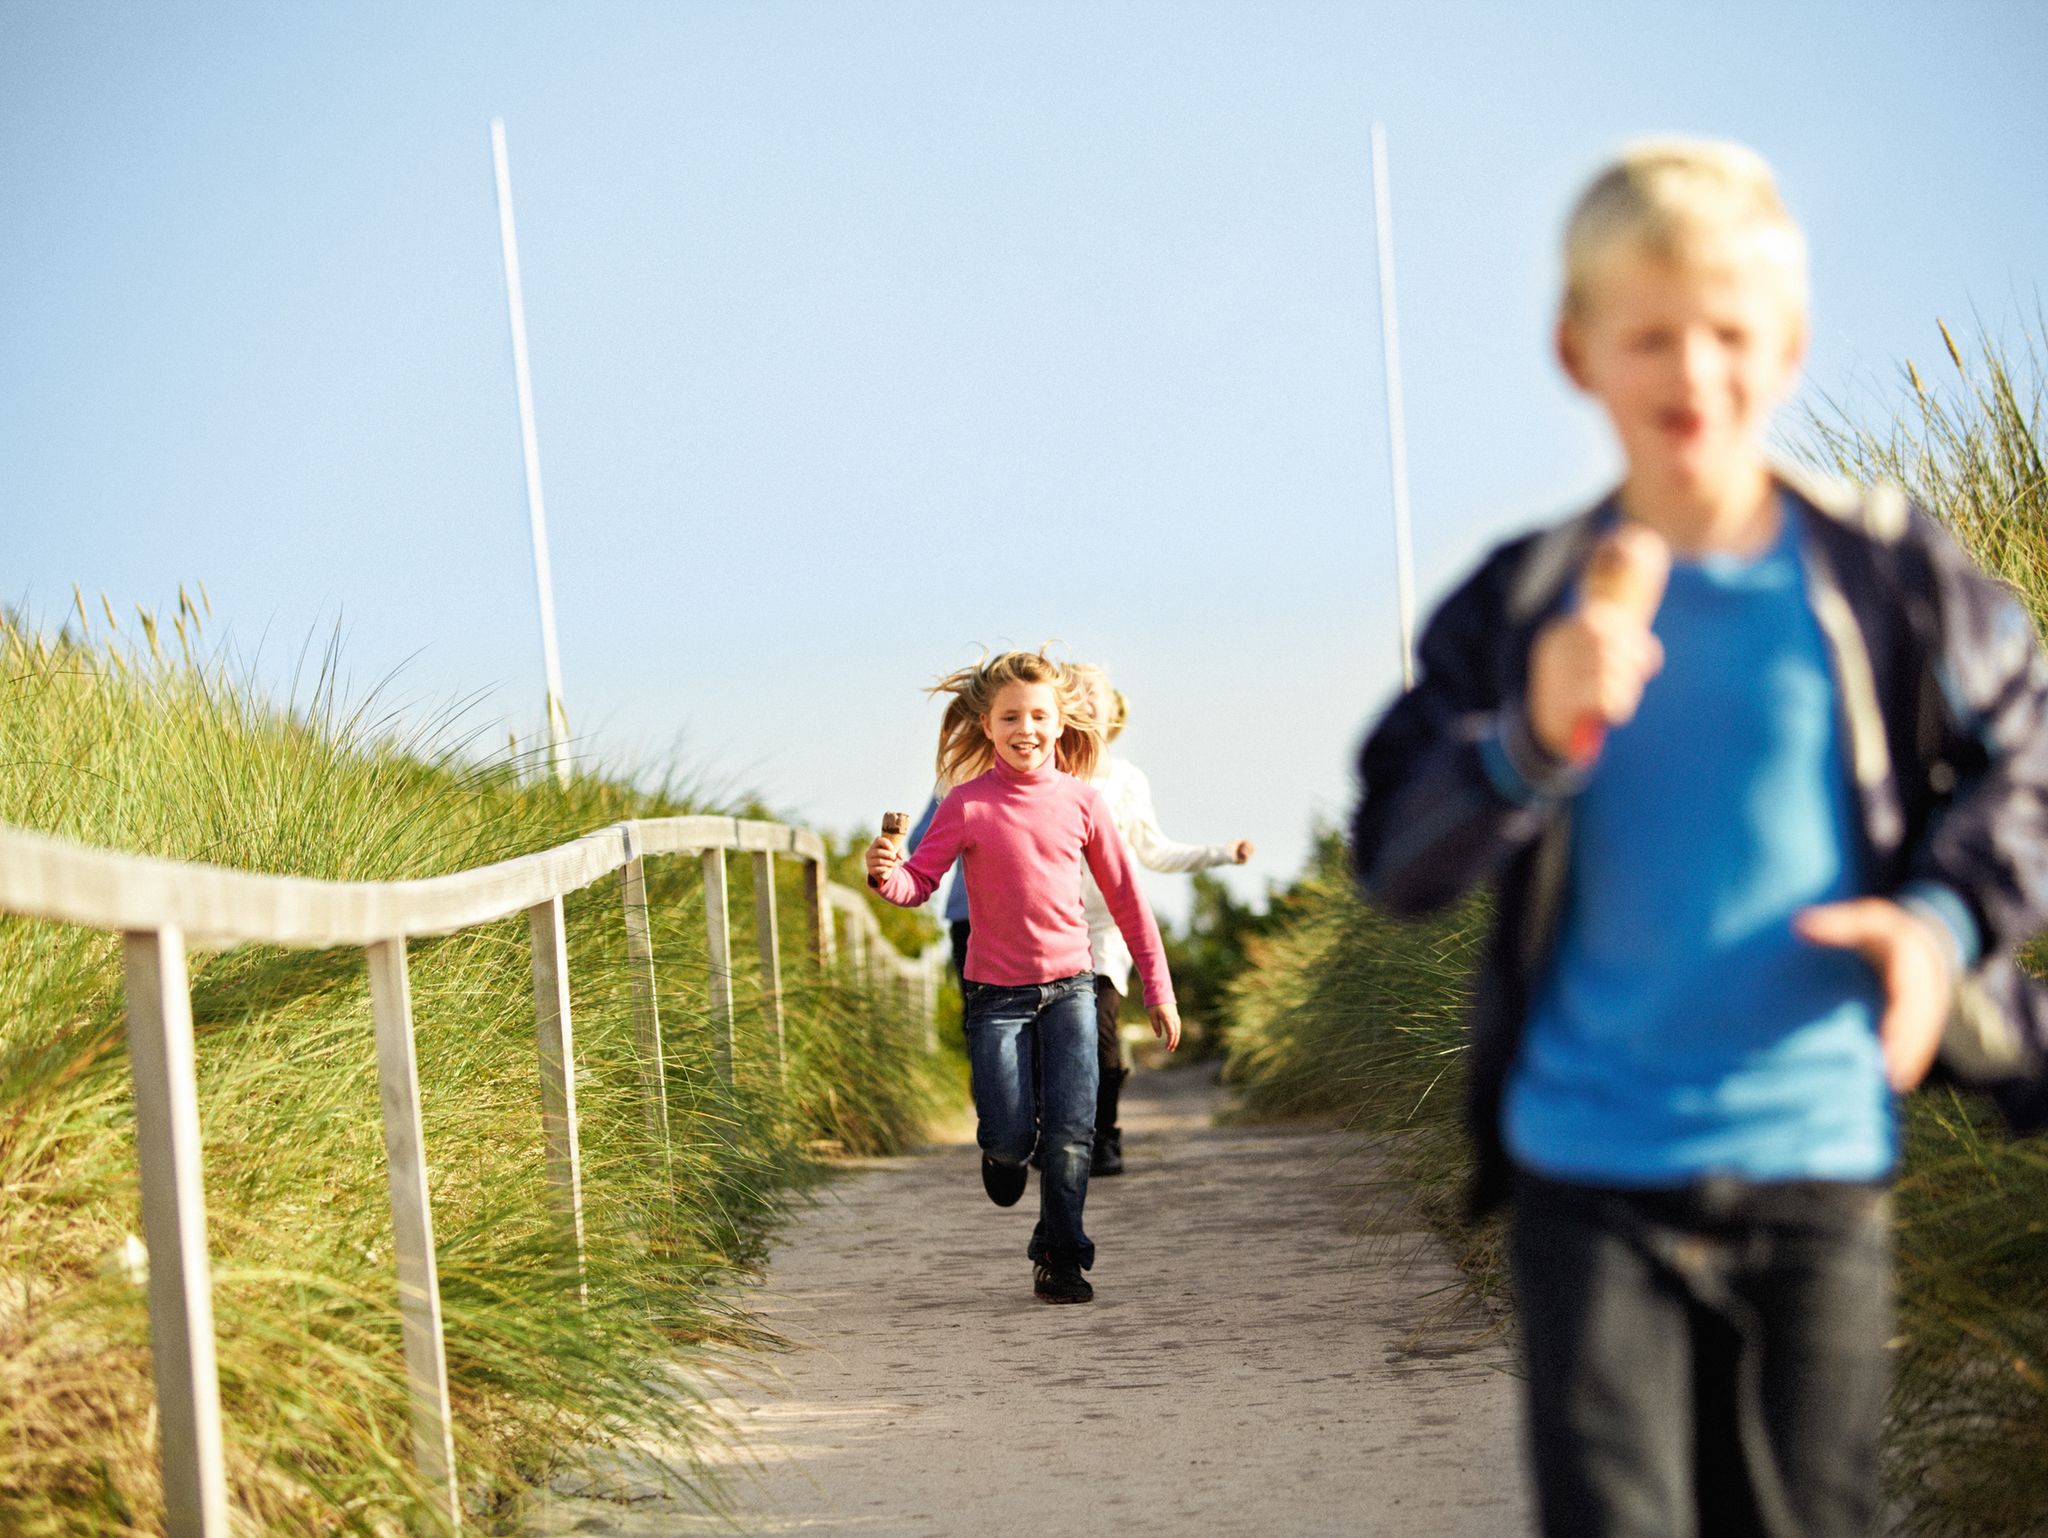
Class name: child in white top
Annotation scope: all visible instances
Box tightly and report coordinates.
[1071,664,1252,1173]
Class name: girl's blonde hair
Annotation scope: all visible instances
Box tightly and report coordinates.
[1067,662,1129,744]
[1562,137,1808,324]
[930,649,1102,785]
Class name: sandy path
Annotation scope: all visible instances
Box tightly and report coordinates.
[526,1063,1530,1536]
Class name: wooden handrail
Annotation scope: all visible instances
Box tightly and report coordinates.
[0,812,939,1537]
[0,817,833,948]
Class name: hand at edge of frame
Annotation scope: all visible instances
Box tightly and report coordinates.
[1231,839,1255,864]
[1794,898,1952,1092]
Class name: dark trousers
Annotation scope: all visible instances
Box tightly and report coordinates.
[961,972,1100,1268]
[947,919,971,990]
[1510,1171,1892,1538]
[1094,976,1124,1077]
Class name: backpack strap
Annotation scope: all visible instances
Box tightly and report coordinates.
[1504,506,1605,625]
[1774,460,1910,543]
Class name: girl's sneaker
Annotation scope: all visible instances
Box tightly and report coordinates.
[981,1153,1027,1207]
[1033,1259,1093,1304]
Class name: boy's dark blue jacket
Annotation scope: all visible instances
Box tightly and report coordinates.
[1350,469,2048,1216]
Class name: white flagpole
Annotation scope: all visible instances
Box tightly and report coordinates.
[490,117,571,785]
[1370,123,1418,691]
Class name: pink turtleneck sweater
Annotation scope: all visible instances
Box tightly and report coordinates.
[874,757,1175,1010]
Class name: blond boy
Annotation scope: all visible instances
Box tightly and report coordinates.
[1350,141,2048,1536]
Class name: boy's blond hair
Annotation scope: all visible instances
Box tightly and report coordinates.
[1563,138,1807,323]
[930,648,1102,786]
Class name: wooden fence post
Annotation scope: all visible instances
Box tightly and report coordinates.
[122,927,230,1538]
[750,850,785,1080]
[365,938,461,1531]
[617,832,671,1165]
[527,897,587,1293]
[801,854,832,972]
[701,849,734,1083]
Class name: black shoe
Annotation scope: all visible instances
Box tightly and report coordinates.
[1033,1259,1093,1304]
[1090,1128,1123,1177]
[981,1153,1027,1208]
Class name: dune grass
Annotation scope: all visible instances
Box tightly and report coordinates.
[1224,322,2048,1534]
[0,610,960,1535]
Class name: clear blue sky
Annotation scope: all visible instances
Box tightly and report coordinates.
[6,1,2045,923]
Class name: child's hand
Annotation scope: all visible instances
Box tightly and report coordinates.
[1148,1002,1182,1053]
[1794,899,1952,1092]
[1528,604,1665,761]
[863,837,903,885]
[1230,838,1255,865]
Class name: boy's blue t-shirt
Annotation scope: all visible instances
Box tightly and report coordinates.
[1503,502,1895,1186]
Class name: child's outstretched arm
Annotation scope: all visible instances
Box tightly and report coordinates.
[1353,535,1585,917]
[884,792,954,908]
[1081,791,1180,1050]
[867,794,965,908]
[1118,764,1253,872]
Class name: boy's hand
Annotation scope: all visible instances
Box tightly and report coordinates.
[1794,899,1952,1092]
[1527,604,1666,761]
[863,837,903,885]
[1148,1002,1182,1053]
[1230,838,1255,865]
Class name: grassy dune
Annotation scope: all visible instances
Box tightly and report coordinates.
[0,614,961,1535]
[1223,325,2048,1535]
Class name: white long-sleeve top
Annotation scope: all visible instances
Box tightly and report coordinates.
[1082,755,1238,996]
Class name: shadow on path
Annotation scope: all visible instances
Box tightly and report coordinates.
[525,1061,1530,1536]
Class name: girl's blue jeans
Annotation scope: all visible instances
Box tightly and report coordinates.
[961,971,1100,1269]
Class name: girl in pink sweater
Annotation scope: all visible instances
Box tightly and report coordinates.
[867,649,1179,1304]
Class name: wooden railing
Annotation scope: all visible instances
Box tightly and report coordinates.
[0,815,939,1536]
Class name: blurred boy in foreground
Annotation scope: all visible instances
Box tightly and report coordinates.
[1349,140,2048,1536]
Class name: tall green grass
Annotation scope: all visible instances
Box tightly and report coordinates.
[0,609,960,1535]
[1225,323,2048,1535]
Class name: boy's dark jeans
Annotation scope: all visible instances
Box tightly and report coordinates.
[961,972,1099,1268]
[1510,1171,1892,1538]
